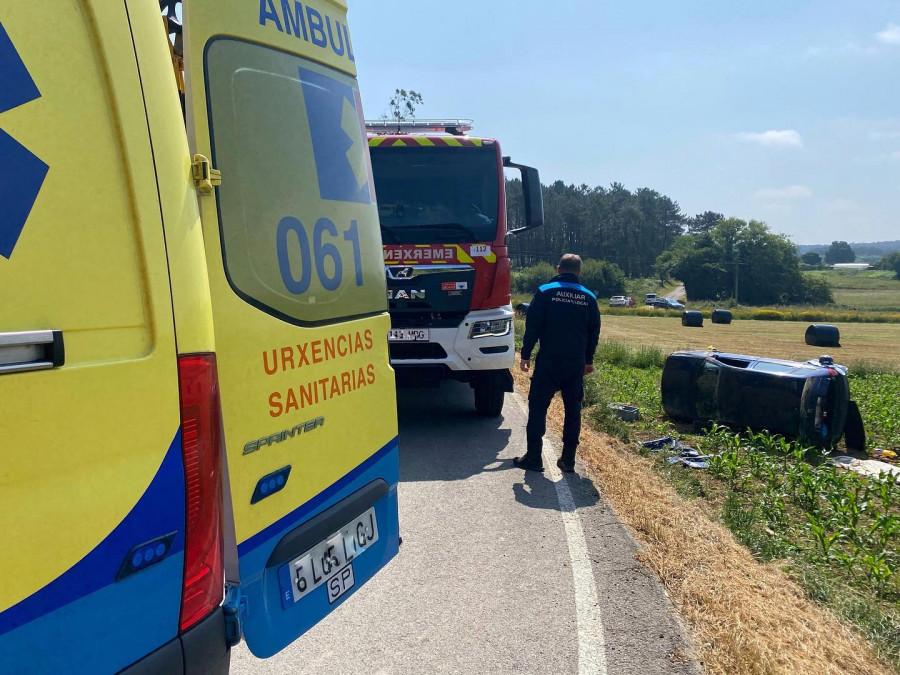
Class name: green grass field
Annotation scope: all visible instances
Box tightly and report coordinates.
[806,269,900,312]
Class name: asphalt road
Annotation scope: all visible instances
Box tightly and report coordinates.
[665,285,687,301]
[232,382,698,675]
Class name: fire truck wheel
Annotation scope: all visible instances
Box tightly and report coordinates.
[474,379,505,417]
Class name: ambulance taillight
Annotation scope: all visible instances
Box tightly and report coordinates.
[177,354,225,632]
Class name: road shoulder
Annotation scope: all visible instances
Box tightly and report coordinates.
[514,391,700,675]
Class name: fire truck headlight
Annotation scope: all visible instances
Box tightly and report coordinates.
[469,318,511,339]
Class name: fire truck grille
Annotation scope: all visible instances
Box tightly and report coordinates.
[390,311,467,329]
[389,343,449,360]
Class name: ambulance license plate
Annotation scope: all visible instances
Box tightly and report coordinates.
[279,507,379,608]
[388,328,429,341]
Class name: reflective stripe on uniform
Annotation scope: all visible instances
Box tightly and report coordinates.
[538,281,597,299]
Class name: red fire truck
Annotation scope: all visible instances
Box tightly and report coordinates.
[366,120,543,416]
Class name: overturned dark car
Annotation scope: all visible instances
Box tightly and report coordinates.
[661,350,864,449]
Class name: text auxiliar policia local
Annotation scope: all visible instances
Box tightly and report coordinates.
[263,329,376,418]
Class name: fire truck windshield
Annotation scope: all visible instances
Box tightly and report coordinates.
[370,145,499,244]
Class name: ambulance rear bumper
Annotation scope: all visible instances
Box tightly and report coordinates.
[118,606,229,675]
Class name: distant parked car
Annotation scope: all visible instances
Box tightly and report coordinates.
[661,351,865,449]
[645,293,658,305]
[609,296,628,307]
[651,297,685,310]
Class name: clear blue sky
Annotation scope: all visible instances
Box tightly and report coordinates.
[348,0,900,245]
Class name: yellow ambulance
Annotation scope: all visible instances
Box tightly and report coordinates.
[0,1,398,672]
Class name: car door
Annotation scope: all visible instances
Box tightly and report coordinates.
[182,0,400,657]
[0,4,183,672]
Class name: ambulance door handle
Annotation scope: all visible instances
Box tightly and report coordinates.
[0,331,65,375]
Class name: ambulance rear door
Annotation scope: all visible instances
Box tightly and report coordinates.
[0,4,184,672]
[183,0,400,657]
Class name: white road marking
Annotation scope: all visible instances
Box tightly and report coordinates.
[514,393,608,675]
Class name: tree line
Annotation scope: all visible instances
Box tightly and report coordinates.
[799,239,900,263]
[656,218,833,305]
[505,178,833,304]
[875,252,900,279]
[801,241,857,266]
[505,179,713,278]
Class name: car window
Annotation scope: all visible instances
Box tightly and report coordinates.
[751,361,799,374]
[715,355,751,368]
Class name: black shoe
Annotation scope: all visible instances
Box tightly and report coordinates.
[513,456,544,472]
[559,444,577,472]
[556,458,575,473]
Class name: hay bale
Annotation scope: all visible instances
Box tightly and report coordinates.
[682,310,703,327]
[711,309,732,324]
[805,324,840,347]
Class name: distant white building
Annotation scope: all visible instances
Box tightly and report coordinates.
[831,263,871,270]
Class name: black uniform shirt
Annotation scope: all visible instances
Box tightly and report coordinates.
[520,273,601,374]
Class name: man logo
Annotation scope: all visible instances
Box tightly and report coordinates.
[0,23,49,259]
[387,289,425,301]
[299,66,374,205]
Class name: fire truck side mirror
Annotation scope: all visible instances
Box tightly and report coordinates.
[503,157,544,236]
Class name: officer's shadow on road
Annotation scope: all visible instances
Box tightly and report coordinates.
[512,466,601,512]
[396,382,513,483]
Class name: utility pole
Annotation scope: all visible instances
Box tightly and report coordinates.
[734,248,740,303]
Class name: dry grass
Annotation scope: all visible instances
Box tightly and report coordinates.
[513,366,894,675]
[599,315,900,370]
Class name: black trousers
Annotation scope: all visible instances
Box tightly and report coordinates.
[526,366,584,454]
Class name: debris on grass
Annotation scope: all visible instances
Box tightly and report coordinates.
[642,438,708,468]
[514,365,895,675]
[827,455,900,482]
[640,437,676,451]
[608,402,641,421]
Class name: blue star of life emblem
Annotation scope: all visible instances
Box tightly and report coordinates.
[0,23,49,259]
[299,66,373,205]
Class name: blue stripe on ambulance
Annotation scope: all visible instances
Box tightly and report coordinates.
[0,431,185,674]
[235,436,400,658]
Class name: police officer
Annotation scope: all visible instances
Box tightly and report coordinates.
[514,254,600,473]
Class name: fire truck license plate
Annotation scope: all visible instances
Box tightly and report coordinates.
[388,329,429,341]
[279,507,379,608]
